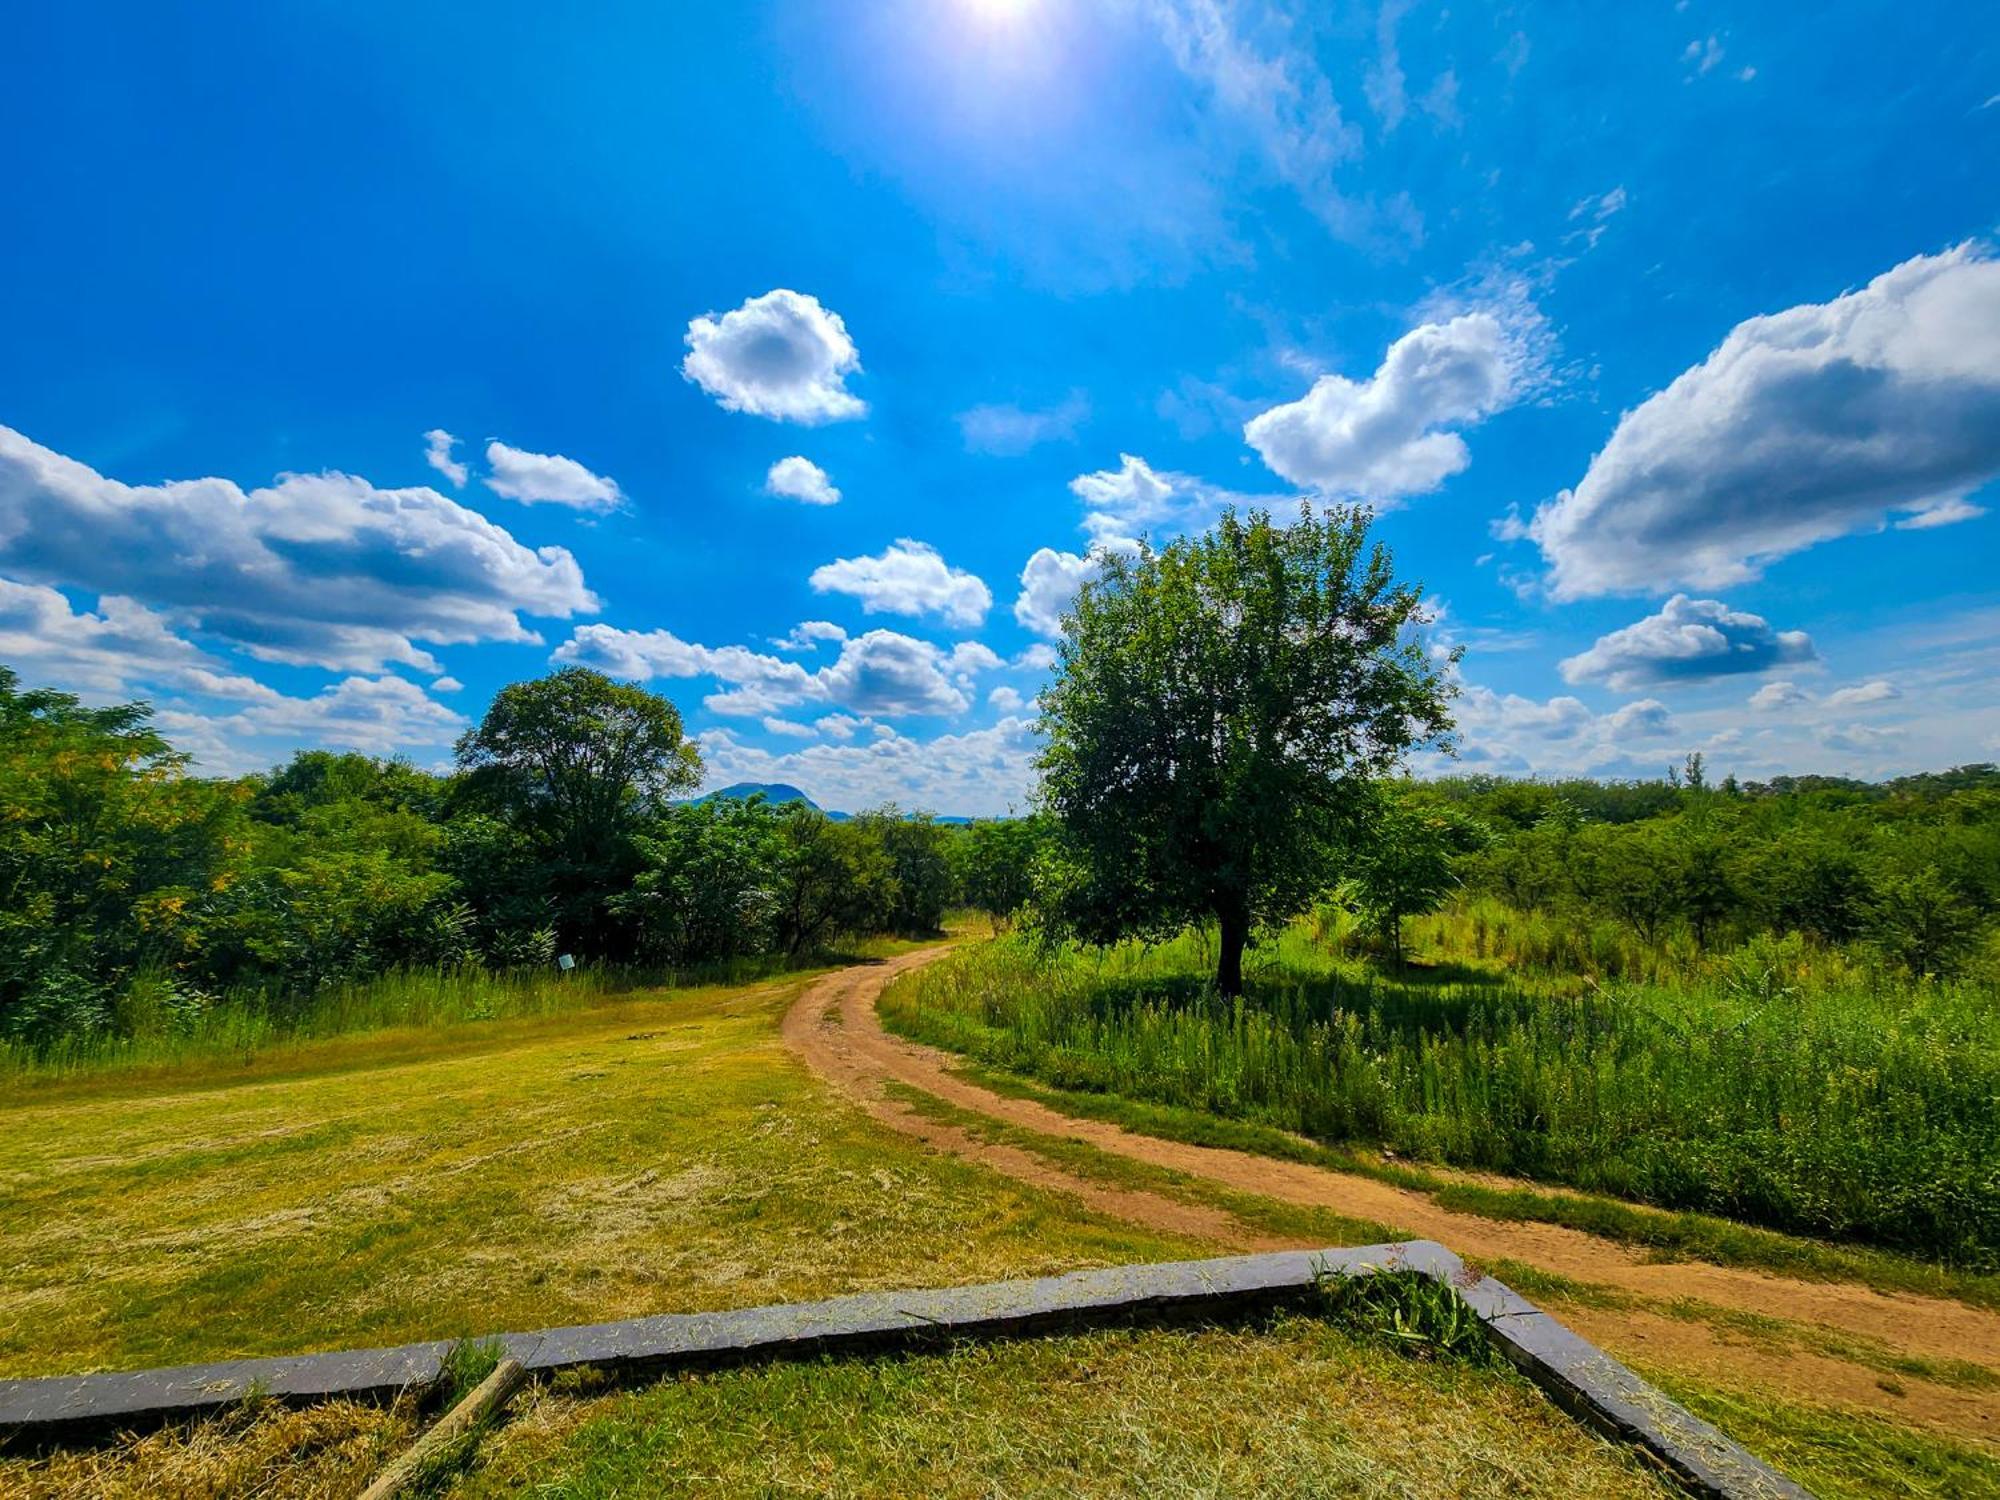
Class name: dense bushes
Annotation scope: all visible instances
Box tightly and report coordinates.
[883,926,2000,1266]
[0,667,965,1052]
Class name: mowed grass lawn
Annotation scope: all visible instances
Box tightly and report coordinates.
[0,957,1685,1500]
[0,961,1199,1379]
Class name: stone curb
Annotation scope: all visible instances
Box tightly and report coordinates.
[0,1241,1810,1497]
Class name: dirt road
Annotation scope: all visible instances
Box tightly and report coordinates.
[782,946,2000,1445]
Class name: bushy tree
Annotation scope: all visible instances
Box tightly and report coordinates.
[455,667,701,955]
[953,816,1046,929]
[1035,507,1455,994]
[614,797,782,964]
[0,672,243,1039]
[1343,792,1488,963]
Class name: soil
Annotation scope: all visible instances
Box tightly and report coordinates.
[782,946,2000,1447]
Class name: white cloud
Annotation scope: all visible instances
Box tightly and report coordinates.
[681,289,865,424]
[988,685,1025,713]
[772,620,848,652]
[1820,722,1905,755]
[211,675,465,755]
[1431,681,1689,779]
[1243,312,1531,501]
[1749,681,1810,711]
[761,717,816,739]
[1525,245,2000,599]
[484,440,623,510]
[1068,453,1279,549]
[764,456,841,506]
[697,715,1041,819]
[1683,35,1725,75]
[958,392,1089,455]
[555,624,976,718]
[809,540,992,628]
[1015,643,1059,672]
[1605,698,1675,738]
[1014,547,1100,639]
[0,579,269,702]
[1559,595,1818,691]
[1825,679,1902,708]
[0,424,596,674]
[431,675,464,693]
[424,429,467,488]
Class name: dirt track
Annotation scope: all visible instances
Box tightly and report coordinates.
[782,946,2000,1445]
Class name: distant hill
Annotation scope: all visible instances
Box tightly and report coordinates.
[693,782,849,819]
[687,782,975,824]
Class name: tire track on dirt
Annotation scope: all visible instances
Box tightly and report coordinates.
[783,946,2000,1445]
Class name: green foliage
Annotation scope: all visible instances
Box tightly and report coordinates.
[1340,790,1486,962]
[0,662,969,1054]
[887,927,2000,1267]
[454,666,702,955]
[953,815,1048,928]
[1313,1266,1494,1364]
[1035,506,1454,993]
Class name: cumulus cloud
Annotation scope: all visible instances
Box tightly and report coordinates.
[1524,245,2000,599]
[0,579,270,702]
[424,429,467,488]
[0,424,596,674]
[809,540,992,628]
[1605,698,1674,737]
[1826,679,1902,708]
[1749,681,1810,711]
[1437,681,1690,778]
[1243,312,1531,500]
[1014,547,1100,639]
[555,623,990,719]
[696,714,1040,819]
[772,620,848,652]
[484,441,623,510]
[432,676,464,693]
[761,717,815,739]
[988,685,1026,713]
[1559,595,1817,691]
[681,289,865,423]
[958,392,1089,455]
[764,456,840,506]
[1068,453,1280,549]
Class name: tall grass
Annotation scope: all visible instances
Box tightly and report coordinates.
[881,919,2000,1267]
[1,949,822,1082]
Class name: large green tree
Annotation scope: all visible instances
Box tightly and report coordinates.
[1035,506,1455,994]
[454,667,701,954]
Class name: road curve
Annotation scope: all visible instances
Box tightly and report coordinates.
[782,943,2000,1445]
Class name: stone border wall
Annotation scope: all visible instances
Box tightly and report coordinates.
[0,1240,1809,1498]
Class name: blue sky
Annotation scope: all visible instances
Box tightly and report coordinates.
[1,0,1996,815]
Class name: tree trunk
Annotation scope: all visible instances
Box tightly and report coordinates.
[1216,907,1248,997]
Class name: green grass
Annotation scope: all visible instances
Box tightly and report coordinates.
[879,923,2000,1267]
[1650,1370,2000,1500]
[0,964,1209,1379]
[448,1312,1677,1499]
[904,1038,2000,1310]
[0,942,917,1083]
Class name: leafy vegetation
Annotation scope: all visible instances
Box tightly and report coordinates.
[0,665,965,1060]
[883,919,2000,1266]
[1035,506,1453,994]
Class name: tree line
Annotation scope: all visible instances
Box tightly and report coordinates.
[7,504,1992,1046]
[0,665,1028,1048]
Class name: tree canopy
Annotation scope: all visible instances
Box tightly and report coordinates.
[1034,506,1455,993]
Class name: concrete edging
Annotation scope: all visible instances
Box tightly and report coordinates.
[0,1241,1810,1497]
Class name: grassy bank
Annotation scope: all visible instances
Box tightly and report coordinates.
[879,925,2000,1267]
[0,944,899,1084]
[0,962,1201,1379]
